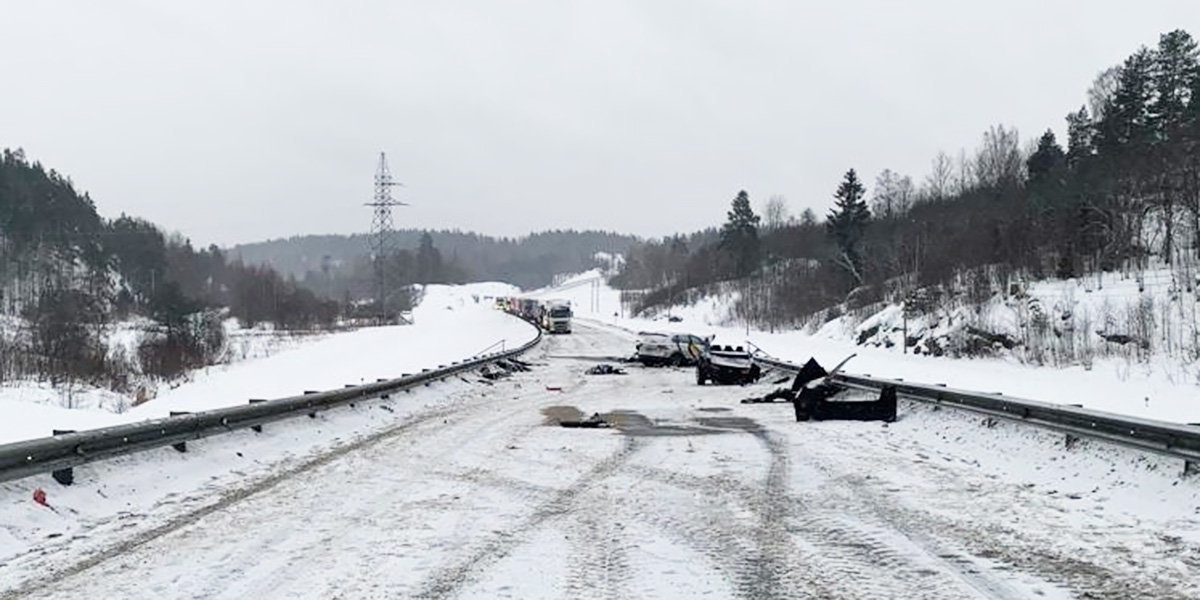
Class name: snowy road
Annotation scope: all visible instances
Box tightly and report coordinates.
[5,322,1199,599]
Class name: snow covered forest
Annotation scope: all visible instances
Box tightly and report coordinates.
[0,149,344,395]
[230,229,639,291]
[613,29,1200,370]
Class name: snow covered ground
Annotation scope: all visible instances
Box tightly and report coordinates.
[2,319,1197,598]
[528,270,1200,425]
[0,275,1198,598]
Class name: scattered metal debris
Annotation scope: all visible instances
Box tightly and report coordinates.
[559,412,611,428]
[479,358,534,381]
[585,364,626,375]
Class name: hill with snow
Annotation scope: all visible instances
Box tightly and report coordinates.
[530,270,1200,425]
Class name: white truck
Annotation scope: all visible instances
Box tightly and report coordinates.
[541,300,572,334]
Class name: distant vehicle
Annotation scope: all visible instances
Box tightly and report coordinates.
[518,298,541,323]
[635,332,709,366]
[542,300,572,333]
[696,343,761,385]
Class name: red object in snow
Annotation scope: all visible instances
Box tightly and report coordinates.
[545,386,563,392]
[32,488,48,507]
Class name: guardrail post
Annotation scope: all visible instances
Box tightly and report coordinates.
[51,429,75,485]
[298,395,317,418]
[169,412,190,452]
[249,399,266,432]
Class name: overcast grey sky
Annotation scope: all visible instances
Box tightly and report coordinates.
[2,1,1198,247]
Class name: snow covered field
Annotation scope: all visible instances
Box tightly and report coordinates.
[0,276,1198,598]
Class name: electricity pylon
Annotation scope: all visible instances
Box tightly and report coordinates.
[365,152,406,323]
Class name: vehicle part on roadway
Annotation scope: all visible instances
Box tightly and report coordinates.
[696,344,761,385]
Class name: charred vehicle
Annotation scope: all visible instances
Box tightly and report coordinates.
[741,356,896,422]
[696,344,761,385]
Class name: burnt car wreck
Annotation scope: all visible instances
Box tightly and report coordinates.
[744,357,897,422]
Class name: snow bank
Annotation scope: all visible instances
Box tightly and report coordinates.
[0,282,536,444]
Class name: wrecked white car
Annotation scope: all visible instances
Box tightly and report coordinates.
[635,332,709,366]
[696,343,761,385]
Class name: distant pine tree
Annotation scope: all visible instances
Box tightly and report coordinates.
[718,190,761,277]
[1065,106,1095,167]
[1151,29,1199,137]
[1097,47,1156,154]
[826,169,870,286]
[415,232,443,283]
[1027,130,1067,188]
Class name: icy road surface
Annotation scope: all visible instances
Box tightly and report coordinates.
[4,322,1199,599]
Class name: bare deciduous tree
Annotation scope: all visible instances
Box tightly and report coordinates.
[872,169,915,219]
[762,194,790,230]
[955,148,975,194]
[975,124,1024,190]
[923,151,954,202]
[1088,66,1121,122]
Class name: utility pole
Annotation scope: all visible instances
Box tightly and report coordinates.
[365,152,406,324]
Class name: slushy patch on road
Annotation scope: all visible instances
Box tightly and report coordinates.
[543,405,768,438]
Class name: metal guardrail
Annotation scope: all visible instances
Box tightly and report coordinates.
[755,355,1200,467]
[0,325,542,485]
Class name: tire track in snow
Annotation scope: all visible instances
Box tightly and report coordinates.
[737,425,801,599]
[426,465,557,498]
[406,325,648,598]
[2,360,551,600]
[613,422,837,599]
[617,490,831,599]
[626,460,998,599]
[844,488,1194,599]
[563,493,632,600]
[5,322,633,599]
[631,418,904,599]
[410,436,643,599]
[795,448,1196,599]
[1,401,467,600]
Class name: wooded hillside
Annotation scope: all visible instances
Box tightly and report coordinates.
[614,29,1200,364]
[230,229,638,292]
[0,149,337,392]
